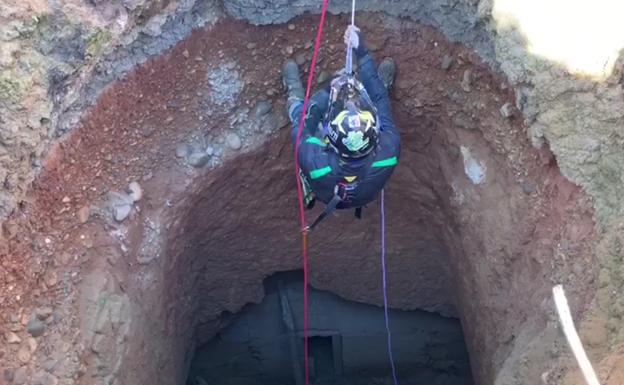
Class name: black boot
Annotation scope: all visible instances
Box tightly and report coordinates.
[378,57,396,91]
[282,60,305,111]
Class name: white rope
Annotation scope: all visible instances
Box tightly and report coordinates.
[552,285,601,385]
[345,0,356,74]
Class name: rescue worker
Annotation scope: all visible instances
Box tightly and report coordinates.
[283,25,400,229]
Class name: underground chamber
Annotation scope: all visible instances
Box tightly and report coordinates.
[186,272,473,385]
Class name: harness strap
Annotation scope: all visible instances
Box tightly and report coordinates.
[306,193,343,231]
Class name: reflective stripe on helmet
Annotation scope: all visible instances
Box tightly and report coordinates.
[331,109,376,133]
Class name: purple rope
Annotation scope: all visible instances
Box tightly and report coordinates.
[381,189,399,385]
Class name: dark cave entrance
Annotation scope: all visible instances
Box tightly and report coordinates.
[186,272,473,385]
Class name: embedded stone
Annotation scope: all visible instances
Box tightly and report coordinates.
[225,133,242,150]
[27,317,45,337]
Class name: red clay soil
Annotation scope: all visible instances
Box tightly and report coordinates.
[0,12,597,385]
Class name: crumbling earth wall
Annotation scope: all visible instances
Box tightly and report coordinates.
[0,0,222,219]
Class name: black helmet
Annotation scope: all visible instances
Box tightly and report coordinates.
[326,77,379,158]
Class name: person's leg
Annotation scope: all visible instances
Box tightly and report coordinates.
[289,89,330,142]
[289,101,304,144]
[283,60,304,112]
[283,60,306,143]
[310,88,329,113]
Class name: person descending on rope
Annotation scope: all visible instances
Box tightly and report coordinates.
[283,25,400,230]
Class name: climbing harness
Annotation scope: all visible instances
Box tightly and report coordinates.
[305,191,343,232]
[305,151,377,232]
[294,2,399,385]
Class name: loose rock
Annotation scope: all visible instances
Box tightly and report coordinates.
[288,23,296,30]
[109,192,134,222]
[175,143,190,158]
[32,371,58,385]
[522,182,535,194]
[259,113,280,133]
[58,252,72,265]
[42,359,57,373]
[187,152,211,168]
[44,270,58,287]
[225,133,242,150]
[3,368,14,382]
[441,54,453,71]
[27,317,45,337]
[113,203,132,222]
[17,345,30,364]
[254,100,272,118]
[461,69,472,92]
[6,331,21,344]
[77,205,90,223]
[138,126,154,137]
[499,102,515,118]
[13,367,27,385]
[127,181,142,202]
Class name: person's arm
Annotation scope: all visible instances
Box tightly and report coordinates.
[290,89,330,145]
[358,52,394,125]
[345,27,398,142]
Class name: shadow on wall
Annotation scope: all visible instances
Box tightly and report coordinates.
[489,0,624,225]
[187,271,473,385]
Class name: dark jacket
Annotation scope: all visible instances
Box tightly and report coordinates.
[294,52,401,209]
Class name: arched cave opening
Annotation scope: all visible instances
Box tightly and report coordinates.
[186,271,473,385]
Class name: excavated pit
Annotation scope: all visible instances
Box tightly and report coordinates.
[13,12,597,385]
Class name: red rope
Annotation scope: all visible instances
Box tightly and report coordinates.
[293,2,330,385]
